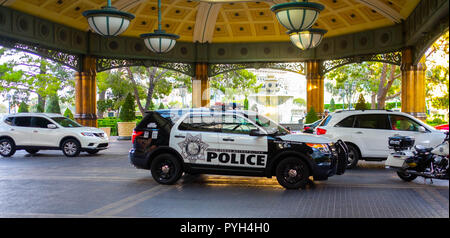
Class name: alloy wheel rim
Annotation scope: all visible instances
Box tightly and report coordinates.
[283,163,304,184]
[0,142,11,155]
[64,142,77,155]
[156,160,174,181]
[347,150,355,165]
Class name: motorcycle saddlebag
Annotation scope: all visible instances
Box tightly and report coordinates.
[388,136,415,151]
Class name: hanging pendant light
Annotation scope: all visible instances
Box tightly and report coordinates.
[271,0,324,32]
[289,28,327,50]
[140,0,180,54]
[83,0,135,37]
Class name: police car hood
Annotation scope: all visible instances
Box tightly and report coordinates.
[279,133,332,144]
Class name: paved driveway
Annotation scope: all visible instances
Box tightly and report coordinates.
[0,138,448,218]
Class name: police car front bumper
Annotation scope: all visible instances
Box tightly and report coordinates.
[310,152,338,181]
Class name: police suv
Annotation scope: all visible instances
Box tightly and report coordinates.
[129,109,348,189]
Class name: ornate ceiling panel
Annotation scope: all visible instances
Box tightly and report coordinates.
[4,0,420,43]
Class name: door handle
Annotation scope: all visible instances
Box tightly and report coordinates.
[33,130,38,133]
[10,128,14,131]
[174,135,185,138]
[222,138,234,141]
[356,131,363,134]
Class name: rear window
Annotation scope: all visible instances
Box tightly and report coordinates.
[137,111,174,129]
[335,116,355,128]
[4,117,13,126]
[13,117,31,127]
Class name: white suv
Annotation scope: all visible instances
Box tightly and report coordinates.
[315,110,446,168]
[0,113,109,157]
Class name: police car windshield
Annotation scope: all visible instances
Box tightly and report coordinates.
[248,114,289,135]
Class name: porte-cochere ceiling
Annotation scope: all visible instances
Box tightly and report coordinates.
[4,0,420,43]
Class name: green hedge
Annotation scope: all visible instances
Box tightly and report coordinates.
[324,102,401,111]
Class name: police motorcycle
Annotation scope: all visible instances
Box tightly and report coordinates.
[385,132,449,182]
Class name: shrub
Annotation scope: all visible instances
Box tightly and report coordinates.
[64,108,74,119]
[18,102,29,113]
[305,107,319,124]
[355,94,368,110]
[119,93,136,122]
[45,94,61,114]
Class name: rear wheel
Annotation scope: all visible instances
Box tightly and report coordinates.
[397,171,418,182]
[61,139,81,157]
[346,144,360,169]
[25,149,39,155]
[276,157,310,189]
[151,153,183,185]
[0,139,16,157]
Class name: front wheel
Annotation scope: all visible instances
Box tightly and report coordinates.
[61,139,81,157]
[151,153,183,185]
[276,157,310,189]
[397,171,418,182]
[0,139,16,157]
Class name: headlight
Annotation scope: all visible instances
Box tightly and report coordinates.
[306,143,330,153]
[81,132,95,137]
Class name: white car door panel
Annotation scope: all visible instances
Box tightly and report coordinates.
[170,114,221,166]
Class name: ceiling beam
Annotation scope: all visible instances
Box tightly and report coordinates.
[0,0,16,6]
[193,2,222,43]
[356,0,403,23]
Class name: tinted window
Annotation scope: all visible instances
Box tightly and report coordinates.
[51,117,81,128]
[13,117,32,127]
[335,116,355,128]
[354,114,389,129]
[4,117,13,126]
[389,115,423,132]
[178,115,221,132]
[31,117,52,128]
[220,115,258,134]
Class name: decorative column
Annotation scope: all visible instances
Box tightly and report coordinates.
[306,60,324,116]
[192,63,210,108]
[401,48,426,120]
[75,56,98,127]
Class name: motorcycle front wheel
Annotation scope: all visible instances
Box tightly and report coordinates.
[397,171,418,182]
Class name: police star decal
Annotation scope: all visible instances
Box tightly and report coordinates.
[178,133,209,163]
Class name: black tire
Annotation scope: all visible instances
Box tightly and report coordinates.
[397,171,418,182]
[25,149,39,155]
[276,157,311,189]
[151,153,183,185]
[86,149,100,155]
[0,139,16,157]
[346,144,360,169]
[61,139,81,157]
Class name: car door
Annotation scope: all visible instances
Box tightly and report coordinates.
[30,116,60,147]
[216,114,268,169]
[10,116,33,146]
[351,114,393,158]
[388,114,435,148]
[170,113,221,166]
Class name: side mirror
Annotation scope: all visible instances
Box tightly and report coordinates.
[418,126,426,133]
[47,124,57,129]
[249,129,267,136]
